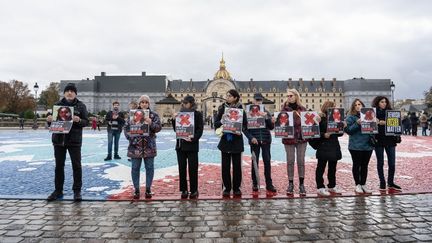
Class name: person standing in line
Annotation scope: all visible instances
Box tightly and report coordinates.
[315,101,344,196]
[124,95,162,199]
[104,101,125,161]
[372,96,402,192]
[344,98,374,194]
[214,89,252,197]
[401,115,411,135]
[46,83,89,202]
[281,89,308,196]
[410,112,419,136]
[248,92,277,193]
[419,113,428,136]
[172,95,204,199]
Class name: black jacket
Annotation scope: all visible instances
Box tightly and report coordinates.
[51,98,88,147]
[375,108,397,147]
[247,109,274,144]
[214,103,251,153]
[315,115,342,161]
[172,110,204,152]
[105,110,125,132]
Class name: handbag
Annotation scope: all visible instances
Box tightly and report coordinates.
[369,135,378,147]
[308,138,321,150]
[394,136,402,144]
[215,126,224,138]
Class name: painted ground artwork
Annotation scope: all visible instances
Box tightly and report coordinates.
[0,129,431,201]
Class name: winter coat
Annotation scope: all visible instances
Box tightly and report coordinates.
[281,103,307,145]
[105,110,125,132]
[247,109,274,144]
[214,102,252,153]
[51,98,89,147]
[315,114,342,161]
[344,113,373,151]
[375,108,397,147]
[124,109,162,159]
[172,110,204,152]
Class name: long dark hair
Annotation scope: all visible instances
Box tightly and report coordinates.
[372,96,392,110]
[348,98,365,115]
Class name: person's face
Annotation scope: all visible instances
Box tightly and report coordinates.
[379,99,387,109]
[226,93,236,104]
[354,101,363,112]
[182,102,192,109]
[286,92,296,104]
[253,98,263,105]
[113,103,120,110]
[129,103,137,110]
[64,90,76,101]
[134,111,143,122]
[140,100,149,109]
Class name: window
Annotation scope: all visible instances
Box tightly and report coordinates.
[312,104,315,109]
[312,99,314,103]
[319,99,322,103]
[306,99,308,103]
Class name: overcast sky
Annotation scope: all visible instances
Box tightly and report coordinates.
[0,0,431,99]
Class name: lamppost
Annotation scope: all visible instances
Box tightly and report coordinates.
[32,82,39,130]
[390,81,395,108]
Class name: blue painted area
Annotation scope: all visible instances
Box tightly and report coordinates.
[0,129,314,198]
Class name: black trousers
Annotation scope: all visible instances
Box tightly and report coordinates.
[315,159,337,189]
[221,152,242,192]
[53,145,82,192]
[250,143,273,187]
[349,149,372,185]
[176,150,199,193]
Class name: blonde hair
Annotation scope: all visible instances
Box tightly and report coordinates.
[285,89,303,107]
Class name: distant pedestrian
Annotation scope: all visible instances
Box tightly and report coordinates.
[420,113,428,136]
[19,118,24,130]
[91,117,97,131]
[410,113,419,136]
[401,115,411,135]
[46,83,88,202]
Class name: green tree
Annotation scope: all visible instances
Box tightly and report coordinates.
[0,80,35,114]
[98,110,107,117]
[425,86,432,107]
[23,109,35,119]
[38,82,60,108]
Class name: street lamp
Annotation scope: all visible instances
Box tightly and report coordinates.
[390,81,395,108]
[32,82,39,130]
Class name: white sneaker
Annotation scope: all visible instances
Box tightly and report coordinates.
[328,187,342,195]
[361,185,372,194]
[355,184,363,194]
[317,188,330,196]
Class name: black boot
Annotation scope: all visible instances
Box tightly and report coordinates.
[104,155,112,161]
[47,190,63,202]
[114,154,121,160]
[73,191,82,202]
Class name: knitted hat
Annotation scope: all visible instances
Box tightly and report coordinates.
[182,95,195,104]
[138,95,151,107]
[64,83,77,94]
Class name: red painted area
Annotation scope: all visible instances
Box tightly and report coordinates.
[108,135,432,201]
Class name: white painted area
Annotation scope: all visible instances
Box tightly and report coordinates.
[86,186,110,192]
[0,155,34,162]
[28,162,47,165]
[18,167,37,172]
[0,144,50,153]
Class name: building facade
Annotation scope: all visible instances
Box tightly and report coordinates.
[60,57,393,121]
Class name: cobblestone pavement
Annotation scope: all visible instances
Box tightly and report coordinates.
[1,194,432,242]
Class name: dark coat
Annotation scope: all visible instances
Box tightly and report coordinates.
[214,102,252,153]
[315,115,342,161]
[105,110,125,132]
[247,109,274,144]
[375,108,397,147]
[51,98,89,147]
[172,110,204,152]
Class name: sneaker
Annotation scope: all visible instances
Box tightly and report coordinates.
[133,189,140,199]
[266,185,277,193]
[104,155,112,161]
[252,185,259,192]
[355,184,363,194]
[233,190,242,196]
[317,188,330,196]
[286,183,294,195]
[189,191,199,199]
[73,191,82,202]
[47,191,63,202]
[222,190,230,197]
[299,184,307,196]
[181,191,189,199]
[361,185,372,194]
[328,187,342,195]
[114,155,121,160]
[388,184,402,191]
[379,183,386,191]
[145,188,152,199]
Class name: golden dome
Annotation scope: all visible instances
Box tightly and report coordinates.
[213,54,232,80]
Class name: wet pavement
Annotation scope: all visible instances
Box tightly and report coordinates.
[1,193,432,242]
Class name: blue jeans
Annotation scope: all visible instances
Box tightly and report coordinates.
[375,146,396,186]
[131,157,154,191]
[107,130,121,156]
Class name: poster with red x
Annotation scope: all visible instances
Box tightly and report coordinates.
[327,108,345,134]
[360,108,378,134]
[175,112,195,139]
[300,111,320,139]
[246,104,266,129]
[222,108,243,134]
[127,109,150,137]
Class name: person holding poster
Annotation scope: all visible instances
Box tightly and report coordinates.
[46,83,88,202]
[124,95,162,199]
[214,89,251,197]
[104,101,125,161]
[372,96,402,192]
[247,93,276,193]
[281,89,308,196]
[344,99,374,194]
[315,101,345,196]
[172,95,203,199]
